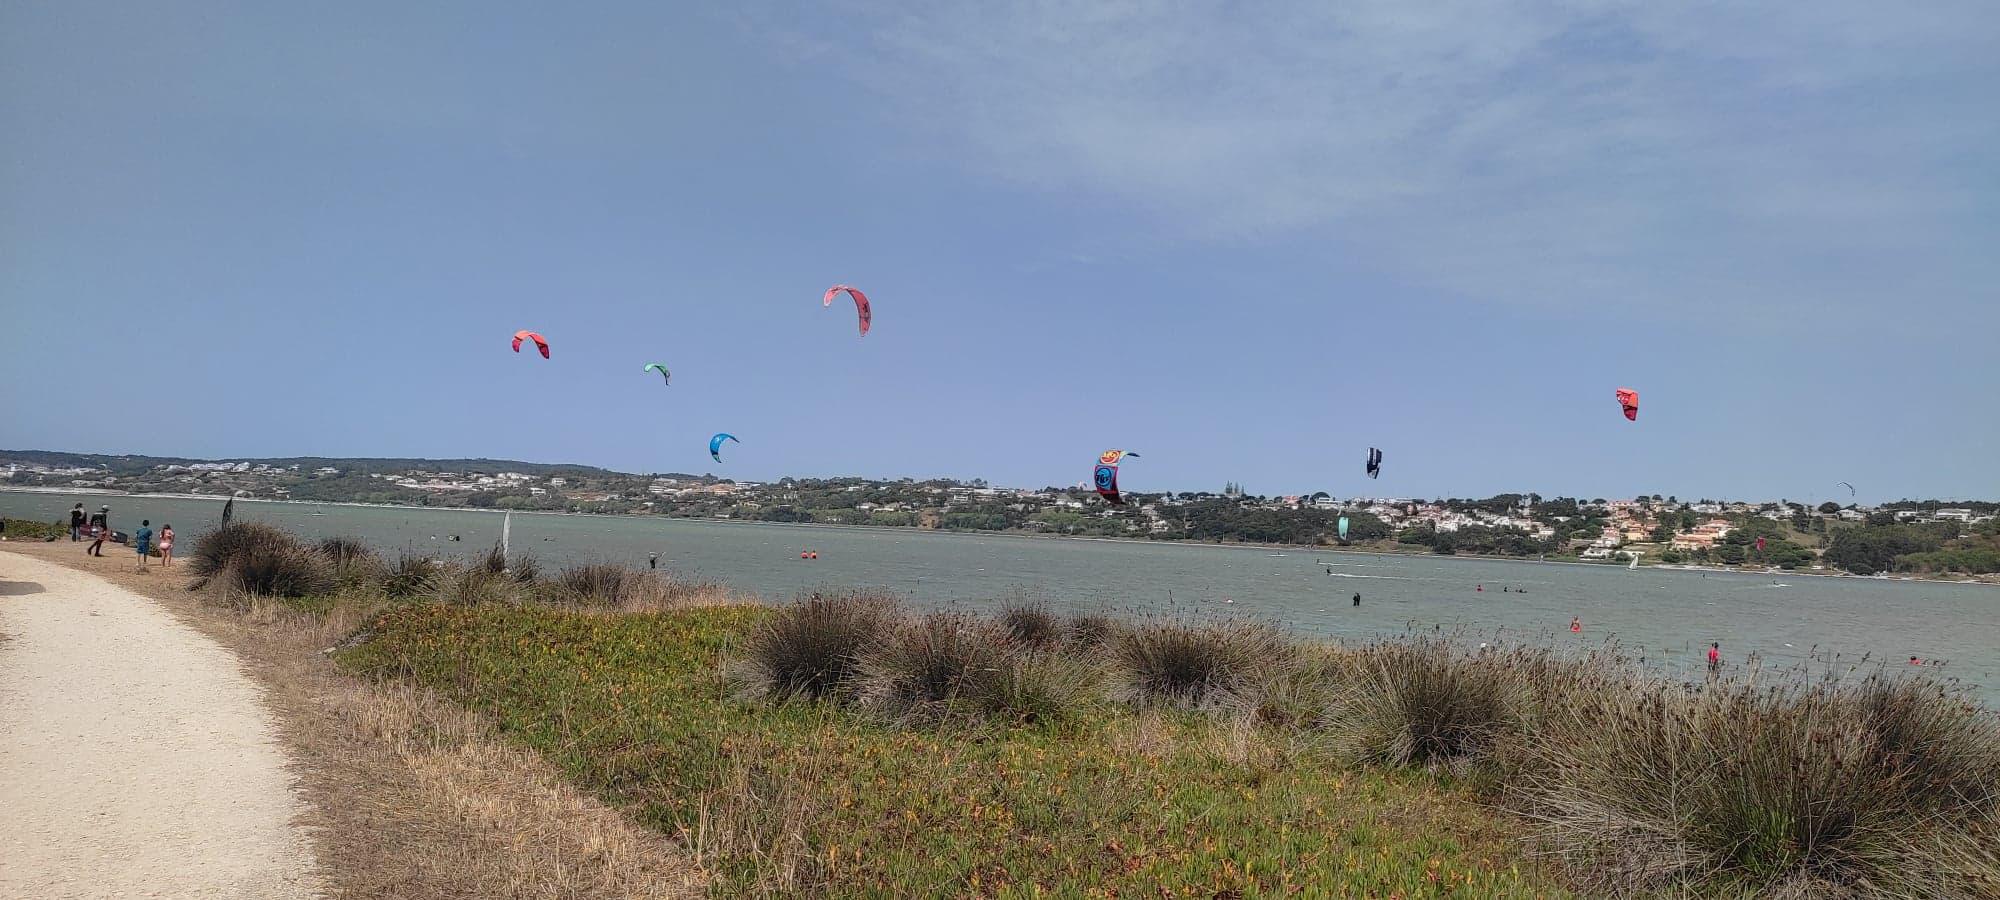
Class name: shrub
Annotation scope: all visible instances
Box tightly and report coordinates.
[557,563,631,605]
[997,602,1063,648]
[1324,637,1522,772]
[1109,619,1286,708]
[734,592,897,702]
[382,552,438,598]
[854,612,1012,722]
[0,518,65,541]
[1517,672,2000,896]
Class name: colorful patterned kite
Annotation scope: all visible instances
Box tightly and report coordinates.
[1615,388,1639,421]
[1094,449,1138,505]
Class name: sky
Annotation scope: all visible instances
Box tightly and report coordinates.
[3,1,1996,503]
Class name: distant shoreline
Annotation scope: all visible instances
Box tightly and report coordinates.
[5,487,1995,587]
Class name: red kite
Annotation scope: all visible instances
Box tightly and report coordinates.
[512,330,550,359]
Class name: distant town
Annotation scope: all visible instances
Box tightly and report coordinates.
[5,450,1996,579]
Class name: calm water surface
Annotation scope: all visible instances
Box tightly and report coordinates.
[7,491,1996,699]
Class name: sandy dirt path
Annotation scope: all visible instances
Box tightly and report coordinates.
[0,550,326,899]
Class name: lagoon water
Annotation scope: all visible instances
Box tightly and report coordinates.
[6,490,1997,699]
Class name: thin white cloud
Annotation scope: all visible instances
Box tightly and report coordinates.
[757,1,2000,323]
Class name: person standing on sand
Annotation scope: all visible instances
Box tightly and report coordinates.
[69,503,86,541]
[133,520,154,570]
[86,506,110,557]
[158,524,175,567]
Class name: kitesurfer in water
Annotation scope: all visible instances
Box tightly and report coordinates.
[649,552,658,570]
[1570,617,1583,633]
[1352,591,1361,607]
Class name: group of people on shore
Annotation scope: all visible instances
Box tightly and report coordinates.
[66,502,172,569]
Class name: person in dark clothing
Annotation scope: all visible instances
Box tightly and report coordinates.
[1352,591,1361,607]
[648,552,658,570]
[86,506,110,557]
[69,503,87,541]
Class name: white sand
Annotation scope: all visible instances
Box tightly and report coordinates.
[0,551,326,899]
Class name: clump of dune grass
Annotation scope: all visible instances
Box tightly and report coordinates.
[189,522,295,587]
[854,612,1014,722]
[1517,668,2000,896]
[997,601,1064,648]
[556,563,631,605]
[505,552,541,584]
[477,541,509,575]
[967,648,1108,728]
[1109,619,1286,708]
[1066,613,1119,648]
[426,565,524,606]
[317,535,375,567]
[1216,644,1342,731]
[733,591,897,702]
[316,536,384,589]
[617,572,729,612]
[1324,637,1522,773]
[381,552,438,598]
[223,540,335,600]
[187,522,334,600]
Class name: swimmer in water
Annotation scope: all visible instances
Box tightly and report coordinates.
[1570,617,1582,633]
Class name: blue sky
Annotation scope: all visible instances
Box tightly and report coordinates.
[3,2,1995,503]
